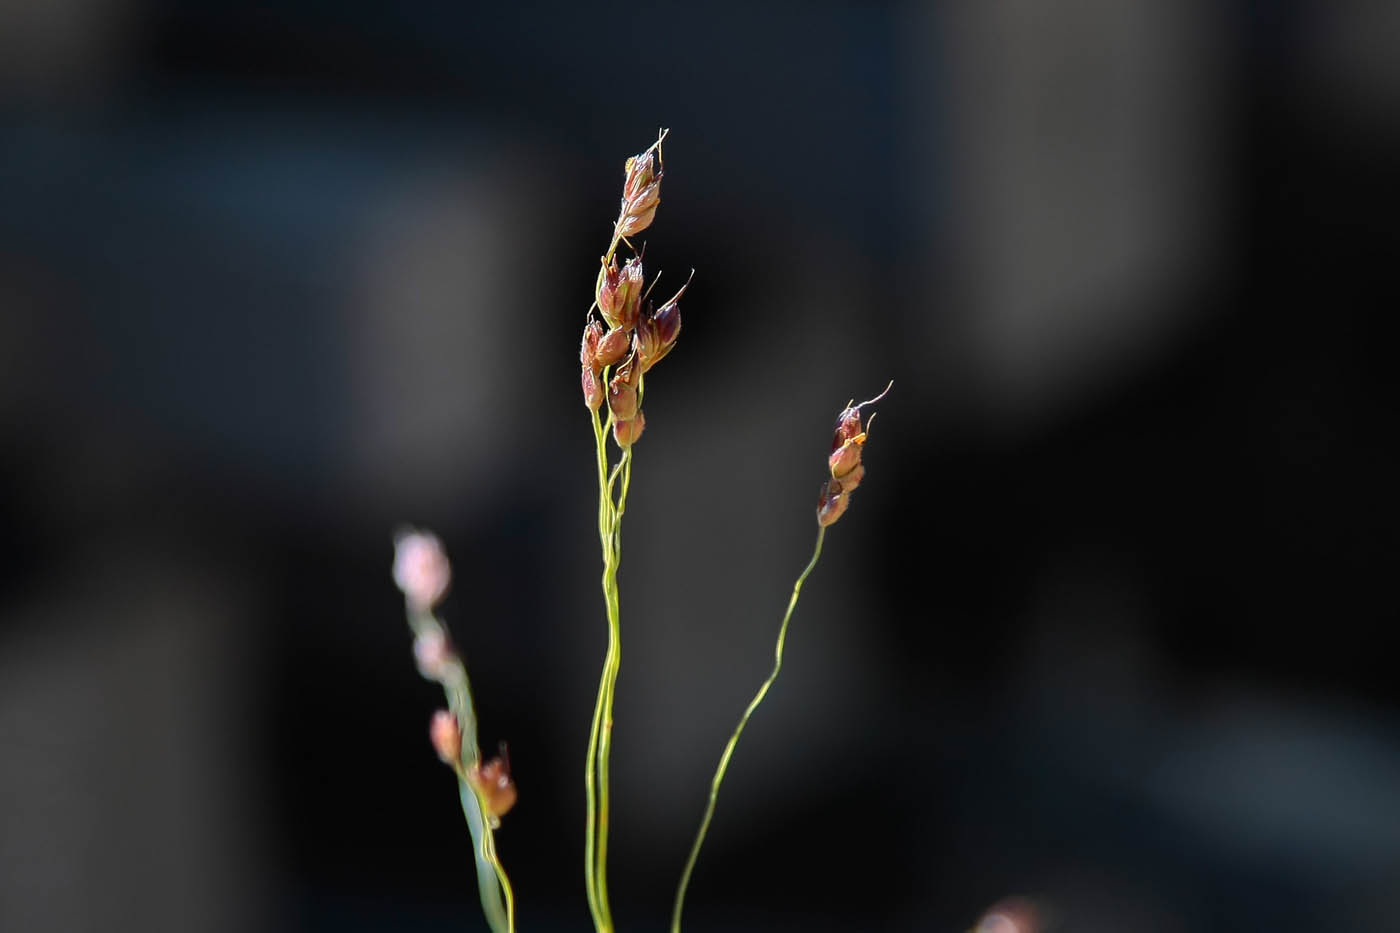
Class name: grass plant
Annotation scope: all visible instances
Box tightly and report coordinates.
[391,132,890,932]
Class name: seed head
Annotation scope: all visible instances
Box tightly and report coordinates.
[430,710,461,765]
[393,529,452,612]
[814,382,891,526]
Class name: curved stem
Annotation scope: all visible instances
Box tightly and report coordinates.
[454,776,512,933]
[405,607,515,933]
[670,525,827,933]
[481,812,517,931]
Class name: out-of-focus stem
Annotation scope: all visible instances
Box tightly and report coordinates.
[405,609,516,933]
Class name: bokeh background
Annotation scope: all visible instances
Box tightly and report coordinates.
[2,2,1397,931]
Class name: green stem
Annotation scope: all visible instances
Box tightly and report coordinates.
[584,407,613,932]
[670,525,828,933]
[594,445,632,920]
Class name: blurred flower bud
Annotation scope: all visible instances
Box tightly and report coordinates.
[595,326,630,368]
[816,479,849,527]
[581,319,603,370]
[393,530,451,612]
[430,709,461,765]
[581,367,604,410]
[413,628,454,680]
[612,411,646,447]
[468,752,518,827]
[975,898,1039,933]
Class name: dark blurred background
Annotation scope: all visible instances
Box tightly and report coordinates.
[2,2,1397,931]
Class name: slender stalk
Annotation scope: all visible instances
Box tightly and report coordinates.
[594,444,632,918]
[584,410,608,927]
[582,129,666,931]
[670,525,828,933]
[584,407,617,932]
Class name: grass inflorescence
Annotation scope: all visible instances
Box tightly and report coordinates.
[392,131,890,933]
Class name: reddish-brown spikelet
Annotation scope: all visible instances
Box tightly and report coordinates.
[636,276,687,372]
[597,258,623,327]
[829,436,863,479]
[635,315,661,371]
[595,326,631,367]
[617,257,644,329]
[580,320,605,409]
[623,150,657,202]
[612,411,646,447]
[814,382,891,526]
[581,367,604,410]
[816,479,849,527]
[607,351,642,422]
[581,320,603,369]
[834,462,865,493]
[832,406,865,451]
[618,148,662,237]
[598,256,645,330]
[618,201,658,238]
